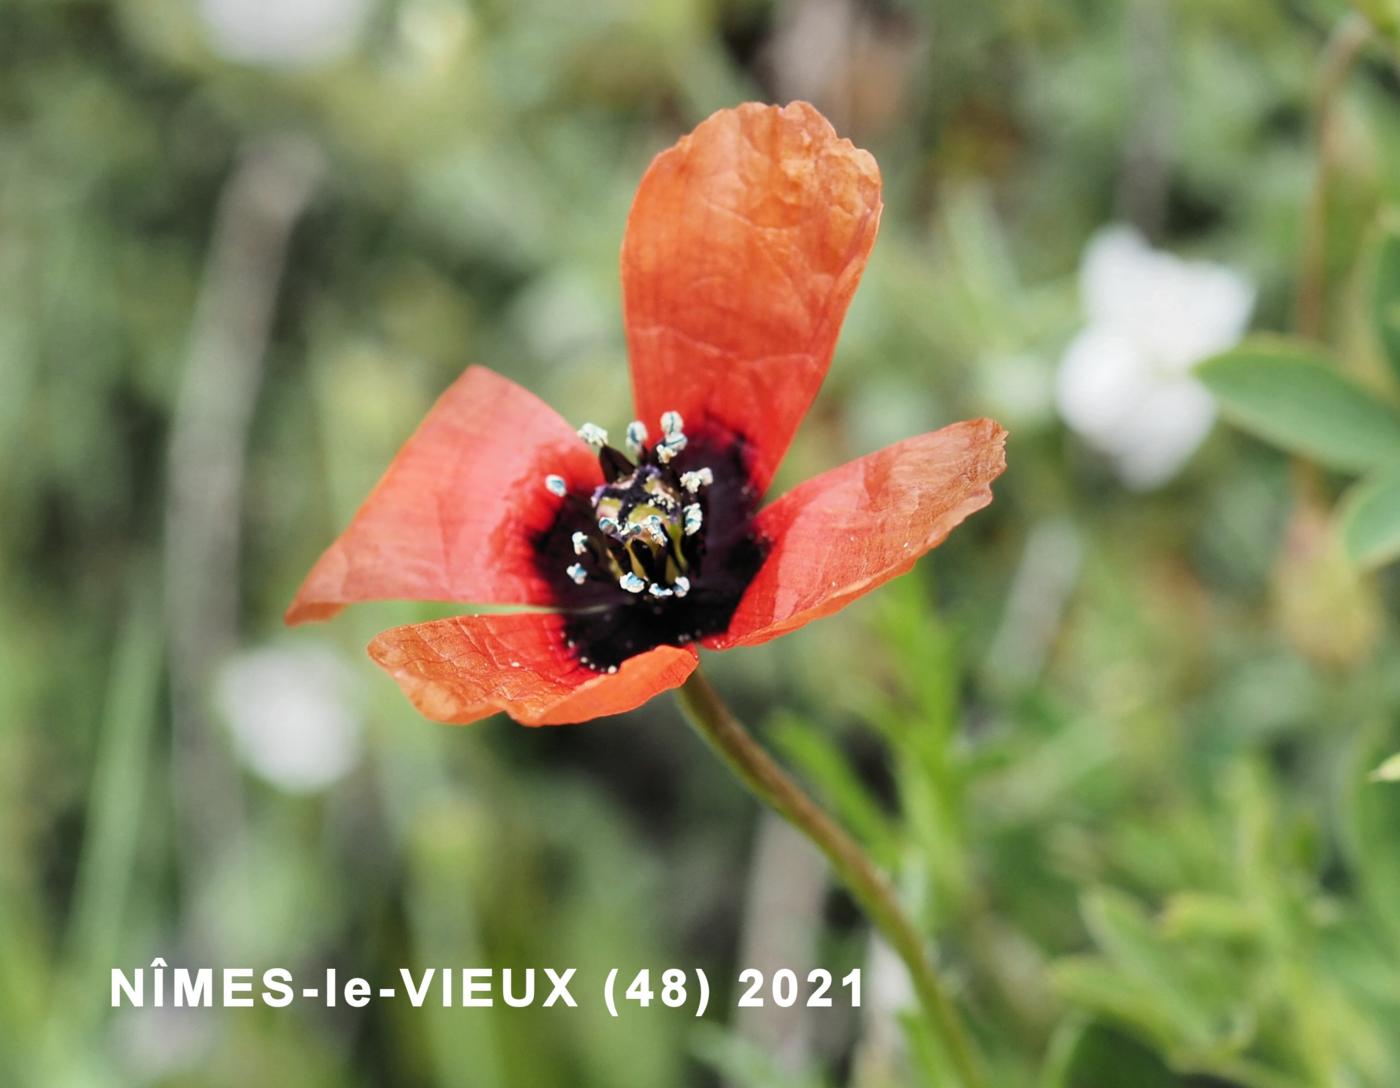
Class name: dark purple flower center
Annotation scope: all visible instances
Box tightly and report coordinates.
[532,412,767,671]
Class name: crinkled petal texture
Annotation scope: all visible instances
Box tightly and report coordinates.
[622,101,883,494]
[368,613,699,726]
[286,367,600,625]
[711,419,1008,649]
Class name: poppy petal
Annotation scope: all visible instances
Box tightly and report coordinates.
[286,366,599,625]
[709,419,1008,649]
[367,612,698,726]
[622,101,882,494]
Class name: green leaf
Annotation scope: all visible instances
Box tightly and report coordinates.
[1050,958,1185,1055]
[1340,472,1400,569]
[1160,892,1260,942]
[1079,890,1220,1050]
[770,712,900,867]
[1042,1020,1179,1088]
[1369,212,1400,388]
[1198,337,1400,472]
[1343,725,1400,944]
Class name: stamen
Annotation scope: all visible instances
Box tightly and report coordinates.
[545,474,568,497]
[577,422,608,449]
[557,405,720,610]
[641,515,668,546]
[680,468,713,494]
[655,410,688,463]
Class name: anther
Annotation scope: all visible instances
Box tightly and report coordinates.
[680,468,713,493]
[683,504,703,536]
[648,583,674,598]
[655,410,688,463]
[577,423,608,449]
[625,420,648,454]
[598,516,621,536]
[545,474,568,497]
[657,437,687,465]
[641,515,668,545]
[619,572,646,594]
[673,575,691,598]
[566,563,588,585]
[571,531,589,556]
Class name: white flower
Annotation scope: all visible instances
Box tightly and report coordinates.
[1056,225,1254,489]
[215,643,363,793]
[198,0,371,68]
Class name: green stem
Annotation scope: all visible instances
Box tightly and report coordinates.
[1295,11,1371,340]
[675,668,986,1088]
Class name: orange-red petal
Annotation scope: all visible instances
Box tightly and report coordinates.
[709,419,1008,650]
[621,102,883,494]
[286,366,599,625]
[367,612,698,726]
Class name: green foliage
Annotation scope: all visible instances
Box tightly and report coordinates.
[1369,213,1400,385]
[1198,338,1400,472]
[1340,470,1400,568]
[1044,1021,1181,1088]
[771,711,901,870]
[1201,204,1400,571]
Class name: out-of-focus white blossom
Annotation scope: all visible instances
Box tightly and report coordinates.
[215,643,362,793]
[1056,225,1254,489]
[198,0,371,68]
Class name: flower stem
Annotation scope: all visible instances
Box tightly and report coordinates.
[675,668,985,1088]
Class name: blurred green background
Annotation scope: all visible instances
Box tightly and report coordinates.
[6,0,1400,1085]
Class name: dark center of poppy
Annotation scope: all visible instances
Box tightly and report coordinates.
[533,411,767,672]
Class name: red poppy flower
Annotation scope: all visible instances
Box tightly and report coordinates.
[286,102,1008,726]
